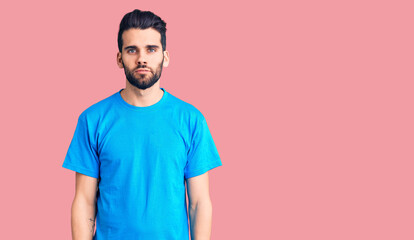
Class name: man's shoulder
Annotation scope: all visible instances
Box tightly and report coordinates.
[78,91,118,122]
[166,91,205,120]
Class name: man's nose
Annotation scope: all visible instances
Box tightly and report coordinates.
[137,53,147,65]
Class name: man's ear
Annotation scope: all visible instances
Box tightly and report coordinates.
[163,50,170,67]
[116,52,124,69]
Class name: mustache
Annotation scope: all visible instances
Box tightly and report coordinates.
[136,65,149,70]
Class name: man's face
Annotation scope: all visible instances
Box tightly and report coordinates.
[117,28,169,90]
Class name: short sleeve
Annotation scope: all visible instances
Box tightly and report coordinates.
[62,113,100,179]
[184,116,222,179]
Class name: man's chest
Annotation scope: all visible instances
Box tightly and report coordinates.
[96,117,189,178]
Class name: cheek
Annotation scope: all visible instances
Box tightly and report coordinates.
[122,57,137,69]
[150,53,163,62]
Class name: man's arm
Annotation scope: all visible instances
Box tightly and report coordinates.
[186,172,213,240]
[71,172,98,240]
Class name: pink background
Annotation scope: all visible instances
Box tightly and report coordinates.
[0,0,413,239]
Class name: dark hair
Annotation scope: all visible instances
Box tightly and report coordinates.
[117,9,167,53]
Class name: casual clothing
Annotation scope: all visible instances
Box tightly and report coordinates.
[62,88,222,240]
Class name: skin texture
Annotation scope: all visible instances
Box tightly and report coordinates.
[71,27,213,240]
[186,172,213,240]
[71,172,98,239]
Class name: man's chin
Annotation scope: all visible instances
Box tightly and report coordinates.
[131,75,151,82]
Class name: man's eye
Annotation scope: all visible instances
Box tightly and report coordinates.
[149,49,155,52]
[127,49,136,53]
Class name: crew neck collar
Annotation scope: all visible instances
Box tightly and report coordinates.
[115,87,168,112]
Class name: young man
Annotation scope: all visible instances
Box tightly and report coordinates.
[62,9,222,240]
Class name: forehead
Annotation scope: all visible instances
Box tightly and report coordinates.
[122,28,161,48]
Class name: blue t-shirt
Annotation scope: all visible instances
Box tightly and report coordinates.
[62,87,222,240]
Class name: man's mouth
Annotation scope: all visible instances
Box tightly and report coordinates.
[135,68,150,73]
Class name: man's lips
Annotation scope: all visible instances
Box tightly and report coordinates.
[135,68,150,73]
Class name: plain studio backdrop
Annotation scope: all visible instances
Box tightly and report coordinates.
[0,0,413,239]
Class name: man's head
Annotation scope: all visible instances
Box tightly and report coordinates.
[117,9,167,53]
[116,9,169,90]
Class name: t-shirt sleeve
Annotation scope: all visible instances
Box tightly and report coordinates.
[184,116,222,179]
[62,113,100,179]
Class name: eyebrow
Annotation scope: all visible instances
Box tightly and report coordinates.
[124,45,160,50]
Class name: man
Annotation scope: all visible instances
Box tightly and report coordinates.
[62,9,222,240]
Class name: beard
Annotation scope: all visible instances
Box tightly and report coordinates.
[122,57,164,90]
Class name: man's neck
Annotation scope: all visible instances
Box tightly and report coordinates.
[120,83,164,107]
